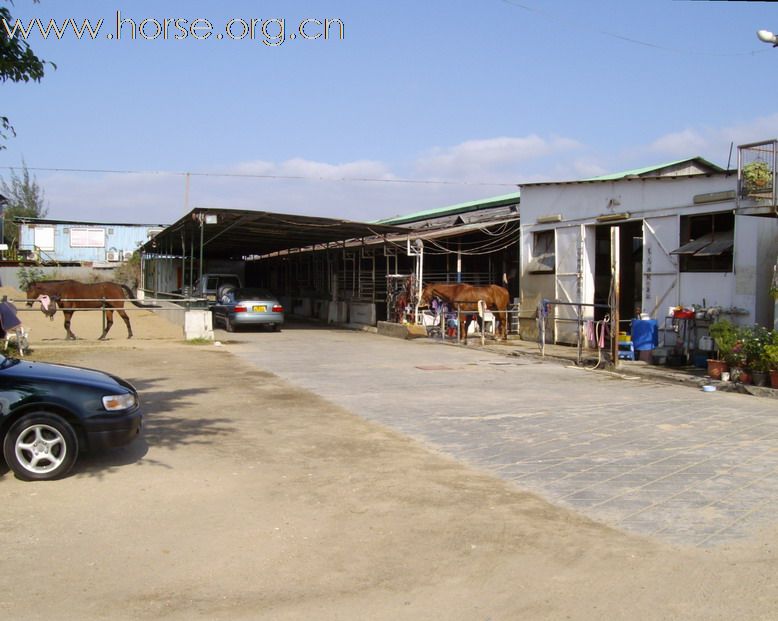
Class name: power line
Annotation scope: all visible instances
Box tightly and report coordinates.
[499,0,770,57]
[0,165,518,188]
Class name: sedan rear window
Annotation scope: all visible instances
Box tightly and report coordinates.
[234,289,273,300]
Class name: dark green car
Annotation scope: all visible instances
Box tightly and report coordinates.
[0,354,142,481]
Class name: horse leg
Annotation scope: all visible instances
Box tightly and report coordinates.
[118,309,133,339]
[63,310,77,340]
[99,309,114,340]
[493,308,504,340]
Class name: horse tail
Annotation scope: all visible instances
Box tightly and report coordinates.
[119,284,157,308]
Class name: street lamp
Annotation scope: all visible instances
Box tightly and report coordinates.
[757,30,778,47]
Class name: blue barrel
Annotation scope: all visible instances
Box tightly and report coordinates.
[631,319,658,351]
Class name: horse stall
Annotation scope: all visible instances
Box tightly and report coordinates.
[135,203,520,336]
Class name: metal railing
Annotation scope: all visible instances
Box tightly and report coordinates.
[7,296,186,337]
[536,300,615,365]
[419,305,521,347]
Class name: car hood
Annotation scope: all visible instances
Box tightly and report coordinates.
[0,356,135,393]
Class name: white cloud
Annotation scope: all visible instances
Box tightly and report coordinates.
[42,172,183,224]
[646,113,778,165]
[230,158,394,181]
[38,161,466,225]
[415,135,583,182]
[31,115,778,227]
[648,129,709,158]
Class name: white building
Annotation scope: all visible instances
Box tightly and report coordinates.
[519,156,778,345]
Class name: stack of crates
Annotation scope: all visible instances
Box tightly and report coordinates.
[618,332,635,360]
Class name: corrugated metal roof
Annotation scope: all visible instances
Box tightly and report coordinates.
[522,158,729,188]
[140,208,409,260]
[15,217,166,227]
[584,157,724,181]
[376,191,520,226]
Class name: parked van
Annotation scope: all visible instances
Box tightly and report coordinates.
[194,273,242,303]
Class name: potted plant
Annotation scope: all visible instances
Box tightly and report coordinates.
[765,332,778,389]
[743,325,771,386]
[742,160,773,195]
[707,319,738,379]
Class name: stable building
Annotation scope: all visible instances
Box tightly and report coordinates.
[518,148,778,346]
[139,193,521,330]
[17,217,165,266]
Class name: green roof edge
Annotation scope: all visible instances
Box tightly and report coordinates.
[584,157,724,181]
[375,191,520,226]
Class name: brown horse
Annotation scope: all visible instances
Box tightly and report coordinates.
[26,280,140,340]
[421,283,510,342]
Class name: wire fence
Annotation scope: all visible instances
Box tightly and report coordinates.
[418,305,521,347]
[4,295,193,338]
[417,298,617,365]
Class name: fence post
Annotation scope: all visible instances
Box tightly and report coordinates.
[101,297,106,334]
[479,300,485,346]
[537,299,546,357]
[577,303,583,365]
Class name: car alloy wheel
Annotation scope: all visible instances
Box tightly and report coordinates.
[3,412,79,481]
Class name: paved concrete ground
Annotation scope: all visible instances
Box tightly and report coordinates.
[222,322,778,548]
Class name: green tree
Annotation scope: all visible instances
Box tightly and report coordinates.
[1,0,52,148]
[0,160,47,246]
[114,251,141,289]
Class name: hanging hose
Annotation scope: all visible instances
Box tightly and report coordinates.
[580,314,610,371]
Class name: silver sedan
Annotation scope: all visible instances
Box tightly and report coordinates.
[211,288,284,332]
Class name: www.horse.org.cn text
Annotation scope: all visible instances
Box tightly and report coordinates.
[2,12,346,47]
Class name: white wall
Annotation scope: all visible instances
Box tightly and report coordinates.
[520,173,778,339]
[520,175,739,225]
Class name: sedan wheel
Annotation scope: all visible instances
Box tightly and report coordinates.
[2,413,79,481]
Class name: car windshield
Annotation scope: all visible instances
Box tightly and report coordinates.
[233,288,274,300]
[0,354,20,369]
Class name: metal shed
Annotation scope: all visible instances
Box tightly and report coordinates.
[139,207,410,296]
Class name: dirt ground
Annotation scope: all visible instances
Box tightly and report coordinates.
[2,288,778,620]
[1,286,184,343]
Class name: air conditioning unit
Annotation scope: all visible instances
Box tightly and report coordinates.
[106,251,120,262]
[123,251,134,261]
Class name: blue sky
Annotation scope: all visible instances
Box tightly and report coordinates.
[1,0,777,224]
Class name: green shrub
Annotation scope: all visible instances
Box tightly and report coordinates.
[16,265,45,291]
[709,319,739,364]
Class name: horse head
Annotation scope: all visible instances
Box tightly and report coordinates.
[25,282,41,307]
[420,284,435,306]
[25,283,58,317]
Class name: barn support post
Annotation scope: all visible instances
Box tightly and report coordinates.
[457,242,462,283]
[181,230,186,294]
[166,236,172,295]
[189,234,195,296]
[198,215,204,291]
[610,226,621,368]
